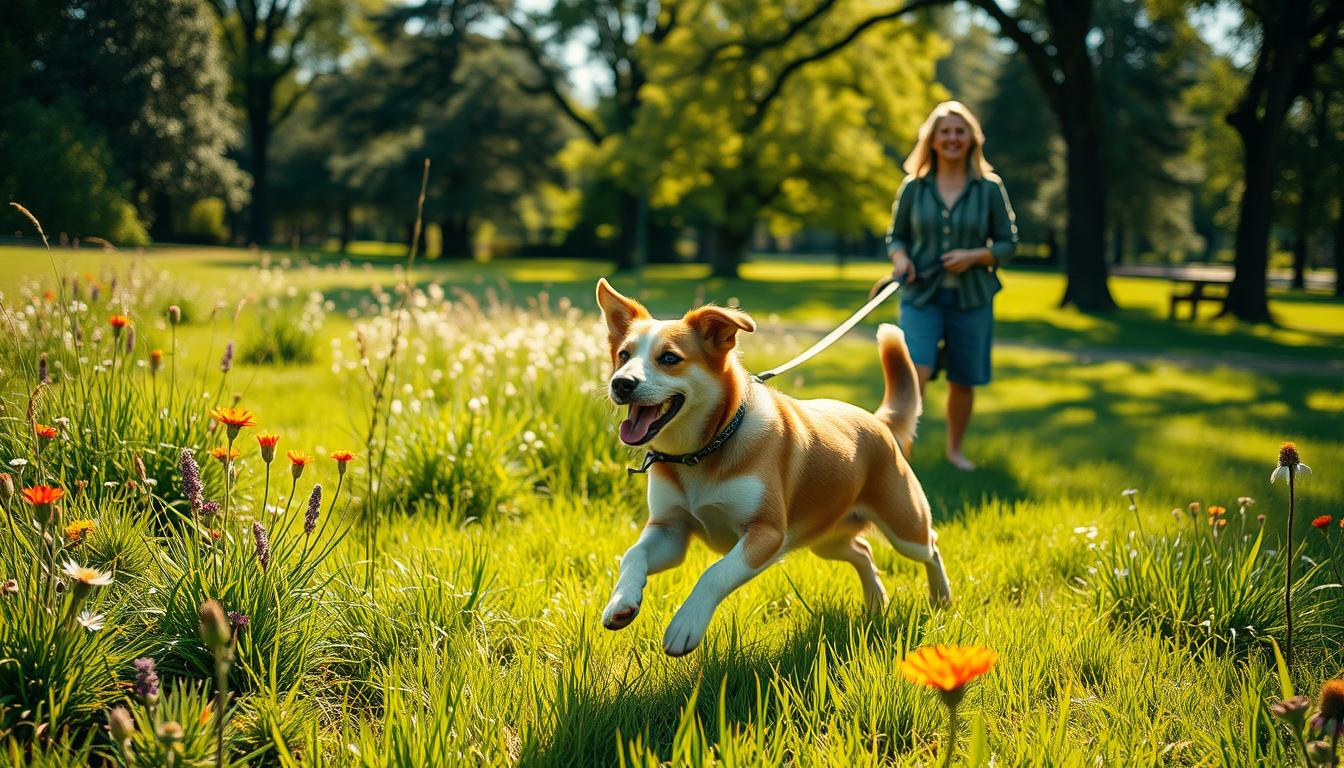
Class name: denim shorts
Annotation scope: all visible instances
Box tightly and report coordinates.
[898,288,994,386]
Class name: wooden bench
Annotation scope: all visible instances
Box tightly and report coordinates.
[1110,264,1235,321]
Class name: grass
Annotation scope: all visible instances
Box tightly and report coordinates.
[0,243,1341,765]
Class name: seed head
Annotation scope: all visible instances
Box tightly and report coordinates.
[179,449,203,513]
[199,599,232,652]
[107,707,135,742]
[1312,679,1344,737]
[38,353,49,384]
[252,521,271,570]
[133,454,148,484]
[1278,442,1300,467]
[167,305,181,325]
[219,342,233,373]
[155,721,183,746]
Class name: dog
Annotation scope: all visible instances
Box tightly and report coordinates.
[595,278,952,657]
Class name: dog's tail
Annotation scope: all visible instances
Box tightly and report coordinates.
[874,323,921,458]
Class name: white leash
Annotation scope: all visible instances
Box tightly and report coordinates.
[752,278,902,383]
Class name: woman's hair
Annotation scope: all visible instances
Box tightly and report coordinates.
[902,100,996,180]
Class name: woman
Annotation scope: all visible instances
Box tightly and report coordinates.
[886,100,1016,471]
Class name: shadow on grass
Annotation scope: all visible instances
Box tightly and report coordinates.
[518,600,929,768]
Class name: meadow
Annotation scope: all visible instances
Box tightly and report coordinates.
[1,241,1342,767]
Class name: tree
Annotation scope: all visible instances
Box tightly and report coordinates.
[209,0,360,246]
[610,0,945,278]
[1217,0,1342,321]
[38,0,246,237]
[1183,47,1244,261]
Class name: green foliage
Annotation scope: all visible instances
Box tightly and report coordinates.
[115,680,232,768]
[0,99,149,245]
[240,293,325,366]
[185,199,230,245]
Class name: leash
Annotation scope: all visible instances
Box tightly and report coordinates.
[626,276,902,474]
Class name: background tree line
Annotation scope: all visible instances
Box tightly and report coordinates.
[2,0,1341,320]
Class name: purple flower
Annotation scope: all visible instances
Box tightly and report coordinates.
[200,500,220,519]
[179,449,203,513]
[132,657,159,701]
[304,484,322,535]
[38,353,49,385]
[220,342,233,373]
[227,611,250,629]
[124,326,136,355]
[252,521,270,570]
[91,285,101,303]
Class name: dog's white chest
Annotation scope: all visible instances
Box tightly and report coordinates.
[651,474,765,552]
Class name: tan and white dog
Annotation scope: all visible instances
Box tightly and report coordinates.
[596,279,952,657]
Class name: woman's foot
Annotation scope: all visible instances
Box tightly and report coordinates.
[946,450,976,471]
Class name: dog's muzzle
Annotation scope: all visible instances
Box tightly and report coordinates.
[609,375,639,403]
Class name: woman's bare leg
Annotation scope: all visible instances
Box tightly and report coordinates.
[946,381,975,470]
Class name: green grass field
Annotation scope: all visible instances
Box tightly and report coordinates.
[1,244,1342,766]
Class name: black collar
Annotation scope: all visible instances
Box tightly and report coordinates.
[627,400,748,475]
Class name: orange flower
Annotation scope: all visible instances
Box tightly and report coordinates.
[1313,515,1333,530]
[209,407,256,429]
[22,485,64,506]
[1207,505,1226,517]
[149,349,163,373]
[208,529,223,541]
[210,446,241,465]
[109,314,130,330]
[34,423,58,439]
[331,451,355,477]
[900,645,997,699]
[256,432,280,463]
[288,450,314,479]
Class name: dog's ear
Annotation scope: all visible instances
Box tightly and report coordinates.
[683,305,755,355]
[596,278,650,350]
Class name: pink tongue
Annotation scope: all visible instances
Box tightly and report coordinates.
[620,404,662,444]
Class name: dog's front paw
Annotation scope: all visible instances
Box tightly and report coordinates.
[662,602,713,657]
[601,590,643,630]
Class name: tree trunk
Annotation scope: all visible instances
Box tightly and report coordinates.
[338,204,353,254]
[246,85,273,247]
[612,190,640,272]
[1058,116,1117,310]
[151,192,174,242]
[440,216,473,259]
[710,224,750,279]
[1223,120,1276,322]
[1291,235,1307,290]
[1111,223,1125,265]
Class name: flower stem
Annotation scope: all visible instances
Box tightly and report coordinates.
[214,655,228,768]
[942,704,960,768]
[1285,469,1295,667]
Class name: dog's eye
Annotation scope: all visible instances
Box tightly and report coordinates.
[617,350,630,363]
[658,351,682,366]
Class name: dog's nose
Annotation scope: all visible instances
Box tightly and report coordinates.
[610,376,638,401]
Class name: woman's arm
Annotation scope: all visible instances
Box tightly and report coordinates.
[885,178,916,279]
[987,178,1018,267]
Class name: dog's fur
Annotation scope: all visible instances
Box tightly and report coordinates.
[596,278,951,657]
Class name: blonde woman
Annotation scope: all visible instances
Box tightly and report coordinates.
[886,100,1017,471]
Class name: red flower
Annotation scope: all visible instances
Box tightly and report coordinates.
[22,485,64,506]
[256,433,280,448]
[109,314,130,329]
[34,423,58,439]
[1313,515,1333,530]
[287,450,313,466]
[210,446,241,464]
[330,451,356,464]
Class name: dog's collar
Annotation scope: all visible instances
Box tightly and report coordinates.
[627,400,748,475]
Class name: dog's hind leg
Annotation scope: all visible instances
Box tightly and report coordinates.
[811,533,888,613]
[860,467,953,608]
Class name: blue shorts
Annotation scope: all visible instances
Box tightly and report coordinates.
[898,289,994,386]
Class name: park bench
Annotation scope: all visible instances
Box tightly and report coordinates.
[1110,264,1234,320]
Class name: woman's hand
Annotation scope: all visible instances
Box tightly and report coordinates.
[890,250,916,283]
[940,248,988,274]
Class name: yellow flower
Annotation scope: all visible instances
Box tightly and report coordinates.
[64,519,96,542]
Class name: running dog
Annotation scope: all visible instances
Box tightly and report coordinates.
[595,278,952,657]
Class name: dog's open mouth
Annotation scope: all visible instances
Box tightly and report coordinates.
[619,394,685,446]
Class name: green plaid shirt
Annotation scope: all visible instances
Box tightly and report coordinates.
[885,174,1018,311]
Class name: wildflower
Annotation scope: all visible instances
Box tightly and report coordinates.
[199,599,232,651]
[207,529,222,541]
[0,473,12,499]
[219,341,234,373]
[63,519,96,542]
[132,657,160,705]
[252,521,271,570]
[107,707,135,743]
[34,423,58,439]
[9,458,28,468]
[1270,695,1311,729]
[1,579,17,596]
[1238,496,1255,508]
[1257,514,1266,525]
[1207,505,1226,517]
[256,432,280,463]
[124,326,135,355]
[179,449,203,513]
[38,353,49,384]
[1271,442,1312,484]
[201,501,221,521]
[62,560,113,601]
[22,485,63,524]
[305,484,322,534]
[331,450,356,476]
[1187,501,1201,516]
[227,611,250,629]
[1311,679,1344,737]
[287,450,313,479]
[133,454,147,484]
[150,349,163,373]
[76,610,105,632]
[209,406,254,440]
[900,645,997,707]
[1312,515,1333,530]
[1121,488,1137,498]
[109,315,130,335]
[167,305,181,325]
[210,446,241,465]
